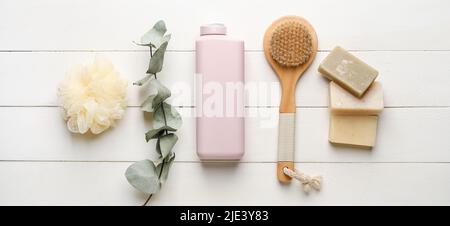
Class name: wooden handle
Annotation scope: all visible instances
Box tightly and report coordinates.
[277,113,295,183]
[279,70,298,113]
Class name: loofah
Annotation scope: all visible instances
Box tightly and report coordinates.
[58,57,127,135]
[269,20,313,67]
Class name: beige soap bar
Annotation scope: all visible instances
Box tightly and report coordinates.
[330,81,384,115]
[319,46,378,97]
[329,114,378,149]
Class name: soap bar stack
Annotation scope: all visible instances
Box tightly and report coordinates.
[319,46,384,149]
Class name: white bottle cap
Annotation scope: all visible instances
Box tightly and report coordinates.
[200,23,227,35]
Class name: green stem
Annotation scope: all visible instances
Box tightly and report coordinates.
[142,194,152,206]
[143,44,169,206]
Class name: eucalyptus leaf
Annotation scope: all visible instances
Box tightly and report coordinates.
[147,42,168,74]
[133,75,151,86]
[156,153,175,184]
[125,160,160,194]
[136,20,169,48]
[153,102,182,130]
[158,34,171,47]
[141,79,171,112]
[152,155,164,167]
[158,133,178,159]
[145,125,176,142]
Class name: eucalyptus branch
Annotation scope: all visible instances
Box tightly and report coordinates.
[142,45,170,206]
[142,45,156,206]
[125,20,181,206]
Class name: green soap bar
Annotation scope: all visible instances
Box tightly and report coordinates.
[319,46,378,98]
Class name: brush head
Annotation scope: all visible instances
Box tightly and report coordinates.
[269,19,313,67]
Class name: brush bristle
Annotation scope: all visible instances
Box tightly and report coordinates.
[269,20,312,67]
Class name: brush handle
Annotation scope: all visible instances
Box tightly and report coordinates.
[279,72,298,113]
[277,112,295,182]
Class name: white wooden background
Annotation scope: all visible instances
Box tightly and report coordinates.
[1,0,450,206]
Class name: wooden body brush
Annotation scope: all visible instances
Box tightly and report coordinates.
[263,16,318,183]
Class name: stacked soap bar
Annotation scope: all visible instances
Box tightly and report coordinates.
[329,114,378,148]
[319,46,384,149]
[319,46,378,97]
[328,82,383,148]
[329,81,383,115]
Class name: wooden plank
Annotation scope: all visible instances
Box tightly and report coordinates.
[0,51,193,107]
[1,51,450,107]
[0,107,449,162]
[0,162,448,205]
[1,0,449,51]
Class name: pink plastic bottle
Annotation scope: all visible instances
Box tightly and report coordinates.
[195,24,245,160]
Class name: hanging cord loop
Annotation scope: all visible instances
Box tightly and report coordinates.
[283,167,322,192]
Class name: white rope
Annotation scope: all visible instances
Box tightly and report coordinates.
[283,167,322,192]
